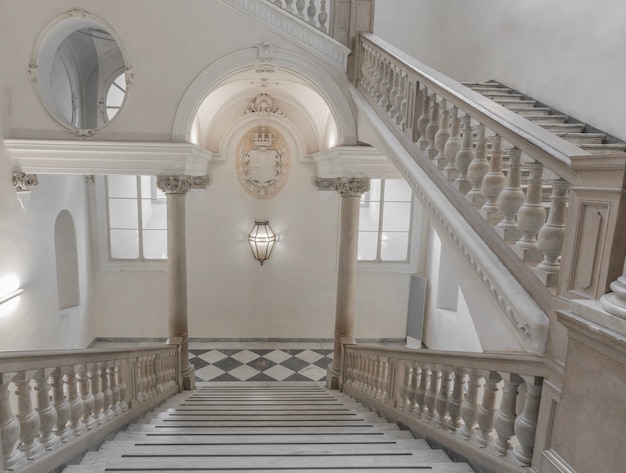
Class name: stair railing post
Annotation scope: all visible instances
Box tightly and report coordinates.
[476,371,501,448]
[50,367,72,442]
[491,373,522,456]
[495,147,524,241]
[0,372,23,470]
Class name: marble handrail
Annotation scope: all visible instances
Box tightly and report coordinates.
[0,345,180,473]
[355,32,626,303]
[342,345,546,473]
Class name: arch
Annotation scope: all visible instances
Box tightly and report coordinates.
[54,210,80,310]
[172,45,356,146]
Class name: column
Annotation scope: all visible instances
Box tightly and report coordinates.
[326,177,370,389]
[157,175,209,391]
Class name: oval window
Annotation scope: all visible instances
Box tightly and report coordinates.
[30,9,130,136]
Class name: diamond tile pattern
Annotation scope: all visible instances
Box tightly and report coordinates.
[189,348,333,382]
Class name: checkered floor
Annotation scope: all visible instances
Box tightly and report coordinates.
[189,348,334,382]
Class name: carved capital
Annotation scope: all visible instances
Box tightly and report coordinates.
[315,177,335,191]
[157,175,210,194]
[333,178,370,197]
[12,172,38,191]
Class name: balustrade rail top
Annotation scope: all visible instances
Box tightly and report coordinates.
[346,345,547,377]
[360,33,590,182]
[0,345,176,372]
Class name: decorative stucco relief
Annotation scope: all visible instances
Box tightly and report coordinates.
[236,126,289,199]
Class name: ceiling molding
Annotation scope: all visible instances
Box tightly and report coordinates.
[312,145,402,179]
[5,139,214,176]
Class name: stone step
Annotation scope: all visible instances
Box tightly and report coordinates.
[492,98,538,106]
[479,91,524,99]
[554,132,606,145]
[523,113,568,122]
[580,143,626,154]
[462,82,504,89]
[534,122,586,133]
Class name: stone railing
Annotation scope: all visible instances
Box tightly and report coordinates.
[354,33,626,304]
[342,345,547,473]
[0,345,180,473]
[269,0,332,33]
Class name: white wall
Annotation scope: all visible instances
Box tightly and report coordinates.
[374,0,626,140]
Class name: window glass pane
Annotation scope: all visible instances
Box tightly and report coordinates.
[107,175,137,198]
[142,199,167,229]
[106,80,125,107]
[358,232,378,261]
[143,230,168,259]
[110,229,139,259]
[384,179,412,201]
[140,176,156,199]
[106,107,119,120]
[359,202,380,232]
[382,202,411,231]
[113,74,126,90]
[108,198,138,229]
[380,232,409,261]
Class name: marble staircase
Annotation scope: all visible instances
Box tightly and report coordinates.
[464,81,626,154]
[63,382,474,472]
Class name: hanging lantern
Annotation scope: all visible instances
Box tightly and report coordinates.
[248,221,276,265]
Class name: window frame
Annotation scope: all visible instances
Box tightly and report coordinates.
[94,175,167,271]
[357,178,420,273]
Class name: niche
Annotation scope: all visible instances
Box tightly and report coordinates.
[29,8,130,136]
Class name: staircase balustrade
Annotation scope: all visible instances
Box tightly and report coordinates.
[0,345,180,473]
[343,345,546,473]
[270,0,330,33]
[354,33,626,302]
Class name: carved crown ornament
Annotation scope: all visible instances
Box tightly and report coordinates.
[240,93,286,118]
[236,125,289,199]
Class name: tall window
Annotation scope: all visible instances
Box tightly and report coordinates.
[106,175,167,260]
[358,178,413,263]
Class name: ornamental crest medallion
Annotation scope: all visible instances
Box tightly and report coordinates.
[236,126,289,199]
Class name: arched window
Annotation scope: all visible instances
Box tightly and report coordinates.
[54,210,80,310]
[104,71,126,121]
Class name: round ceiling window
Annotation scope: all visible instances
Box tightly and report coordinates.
[29,9,131,136]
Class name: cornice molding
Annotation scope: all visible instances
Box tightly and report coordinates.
[351,87,549,353]
[312,145,403,179]
[5,139,214,176]
[220,0,350,72]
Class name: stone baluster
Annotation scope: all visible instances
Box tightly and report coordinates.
[64,367,83,435]
[295,0,305,19]
[492,374,522,456]
[348,353,358,389]
[466,124,488,208]
[425,98,441,160]
[364,356,374,394]
[397,72,408,129]
[454,114,474,194]
[447,368,466,433]
[372,357,383,398]
[147,356,156,398]
[476,371,501,448]
[495,148,525,241]
[424,368,441,422]
[458,370,482,440]
[407,363,421,413]
[89,364,104,424]
[601,255,626,319]
[377,60,391,109]
[387,65,400,117]
[513,162,546,262]
[414,367,429,418]
[77,366,95,430]
[33,368,59,450]
[512,377,543,466]
[14,371,42,459]
[370,53,383,98]
[306,0,317,27]
[378,358,389,401]
[108,364,121,415]
[480,135,506,225]
[434,368,452,428]
[116,361,128,412]
[398,362,412,411]
[417,91,432,151]
[443,106,461,180]
[50,368,71,442]
[360,46,372,91]
[99,362,113,420]
[137,357,146,403]
[1,373,24,470]
[434,101,450,169]
[533,179,571,287]
[284,0,295,13]
[318,0,328,33]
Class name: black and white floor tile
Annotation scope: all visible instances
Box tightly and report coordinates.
[188,348,334,382]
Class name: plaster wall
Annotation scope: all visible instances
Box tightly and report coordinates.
[374,0,626,140]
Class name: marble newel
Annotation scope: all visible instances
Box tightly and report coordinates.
[157,175,209,390]
[326,177,370,390]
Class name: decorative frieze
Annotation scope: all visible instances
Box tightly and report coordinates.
[12,172,38,191]
[333,177,370,197]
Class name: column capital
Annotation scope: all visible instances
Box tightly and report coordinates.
[333,177,370,197]
[156,175,209,194]
[12,172,38,191]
